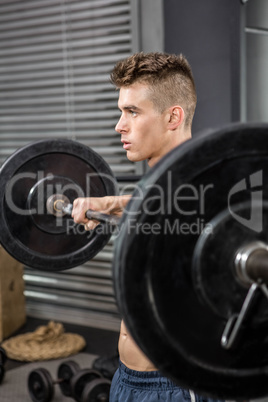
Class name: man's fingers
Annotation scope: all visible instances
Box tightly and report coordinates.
[84,220,99,231]
[72,198,89,224]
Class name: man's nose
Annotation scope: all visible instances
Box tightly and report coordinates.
[115,114,127,133]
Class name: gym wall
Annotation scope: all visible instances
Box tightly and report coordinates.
[164,0,268,132]
[164,0,242,134]
[1,0,266,331]
[245,0,268,122]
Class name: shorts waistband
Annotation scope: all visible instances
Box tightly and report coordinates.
[118,360,181,390]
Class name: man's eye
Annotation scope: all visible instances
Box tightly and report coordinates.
[130,110,137,116]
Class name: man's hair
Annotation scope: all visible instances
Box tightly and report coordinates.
[110,52,197,129]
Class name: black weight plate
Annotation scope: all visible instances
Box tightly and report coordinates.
[58,360,80,396]
[28,368,54,402]
[71,369,102,402]
[192,202,268,324]
[81,378,111,402]
[0,139,118,271]
[113,123,268,400]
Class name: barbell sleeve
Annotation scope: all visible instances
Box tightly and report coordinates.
[235,242,268,286]
[246,249,268,284]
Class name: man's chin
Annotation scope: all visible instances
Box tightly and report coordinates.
[127,158,144,165]
[126,151,140,163]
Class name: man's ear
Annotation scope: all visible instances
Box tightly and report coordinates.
[167,106,184,130]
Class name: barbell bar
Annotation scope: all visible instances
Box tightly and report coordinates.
[46,194,120,226]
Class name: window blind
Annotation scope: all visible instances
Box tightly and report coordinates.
[0,0,140,331]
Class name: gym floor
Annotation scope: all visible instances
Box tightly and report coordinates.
[4,317,119,372]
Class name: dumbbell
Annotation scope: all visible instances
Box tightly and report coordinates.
[81,377,111,402]
[70,368,110,402]
[28,360,80,402]
[0,346,7,384]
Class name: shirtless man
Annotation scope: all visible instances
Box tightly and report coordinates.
[72,52,200,401]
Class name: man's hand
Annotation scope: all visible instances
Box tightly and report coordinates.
[72,195,131,230]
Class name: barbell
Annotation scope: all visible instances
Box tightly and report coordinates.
[1,123,268,399]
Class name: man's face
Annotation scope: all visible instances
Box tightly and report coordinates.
[115,82,170,167]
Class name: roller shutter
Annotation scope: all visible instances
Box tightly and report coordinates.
[0,0,141,331]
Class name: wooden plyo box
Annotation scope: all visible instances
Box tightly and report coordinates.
[0,246,26,341]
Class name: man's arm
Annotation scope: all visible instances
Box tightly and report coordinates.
[72,195,131,230]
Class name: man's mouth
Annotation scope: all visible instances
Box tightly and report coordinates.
[121,140,131,150]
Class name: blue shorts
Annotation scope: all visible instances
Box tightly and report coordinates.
[110,360,224,402]
[109,360,192,402]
